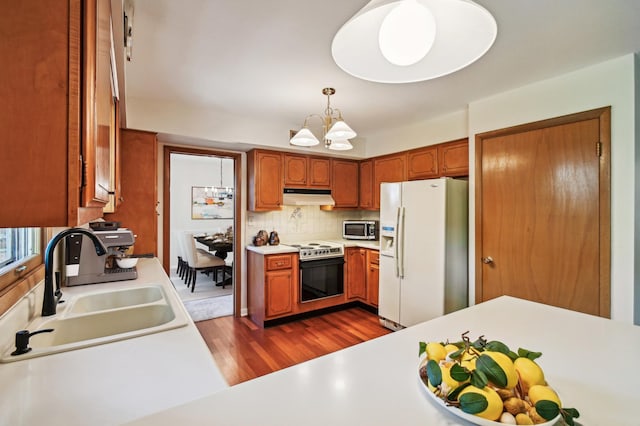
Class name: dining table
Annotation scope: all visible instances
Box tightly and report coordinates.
[194,235,233,260]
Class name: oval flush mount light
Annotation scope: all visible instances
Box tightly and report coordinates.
[332,0,497,83]
[378,0,436,66]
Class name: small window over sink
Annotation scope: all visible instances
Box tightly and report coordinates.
[0,227,42,293]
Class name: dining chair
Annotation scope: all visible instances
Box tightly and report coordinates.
[182,232,225,292]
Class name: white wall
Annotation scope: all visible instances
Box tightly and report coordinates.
[363,53,637,323]
[169,154,235,268]
[469,54,636,323]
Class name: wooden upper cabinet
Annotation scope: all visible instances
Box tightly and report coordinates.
[248,150,283,211]
[284,155,331,188]
[407,146,438,180]
[439,138,469,177]
[0,0,120,227]
[359,160,374,210]
[373,153,407,209]
[284,154,307,187]
[103,129,157,256]
[331,160,359,208]
[309,157,331,188]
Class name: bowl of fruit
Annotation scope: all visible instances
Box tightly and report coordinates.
[417,332,580,425]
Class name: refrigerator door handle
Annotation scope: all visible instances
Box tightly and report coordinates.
[397,206,405,278]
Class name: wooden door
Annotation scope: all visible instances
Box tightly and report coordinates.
[332,160,359,208]
[476,107,610,317]
[104,129,158,255]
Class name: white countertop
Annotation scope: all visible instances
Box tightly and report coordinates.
[128,295,640,426]
[246,244,298,255]
[246,240,379,255]
[0,258,228,426]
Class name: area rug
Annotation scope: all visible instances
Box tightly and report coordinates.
[182,294,233,322]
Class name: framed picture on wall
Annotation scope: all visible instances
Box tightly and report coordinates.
[191,186,234,219]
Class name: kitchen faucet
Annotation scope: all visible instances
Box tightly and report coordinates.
[42,228,106,316]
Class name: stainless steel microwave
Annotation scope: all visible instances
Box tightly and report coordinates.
[343,220,378,240]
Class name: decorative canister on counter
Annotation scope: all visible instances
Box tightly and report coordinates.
[269,231,280,245]
[253,230,269,246]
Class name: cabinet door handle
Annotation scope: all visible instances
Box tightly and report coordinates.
[481,256,494,264]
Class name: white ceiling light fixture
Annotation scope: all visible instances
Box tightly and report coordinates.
[290,88,357,151]
[331,0,497,83]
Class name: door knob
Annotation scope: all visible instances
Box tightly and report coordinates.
[481,256,494,264]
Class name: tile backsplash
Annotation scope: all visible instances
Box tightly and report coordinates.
[246,206,379,244]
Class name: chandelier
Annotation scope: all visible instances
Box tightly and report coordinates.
[289,88,357,151]
[331,0,497,83]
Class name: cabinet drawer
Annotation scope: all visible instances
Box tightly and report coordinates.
[266,255,293,271]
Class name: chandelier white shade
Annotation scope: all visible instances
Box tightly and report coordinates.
[331,0,497,83]
[327,139,354,151]
[290,88,356,150]
[289,127,320,147]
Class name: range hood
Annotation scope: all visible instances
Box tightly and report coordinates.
[282,188,335,206]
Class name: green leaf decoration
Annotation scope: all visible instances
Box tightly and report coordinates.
[471,337,486,351]
[485,340,510,355]
[517,347,542,361]
[450,363,470,381]
[447,383,470,401]
[419,341,427,357]
[507,350,518,361]
[561,407,580,426]
[476,354,508,387]
[426,359,442,387]
[535,400,560,421]
[470,369,488,388]
[449,348,464,360]
[459,392,488,415]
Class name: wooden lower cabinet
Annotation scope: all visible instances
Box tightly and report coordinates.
[345,247,379,308]
[366,250,380,307]
[248,251,299,327]
[265,269,294,317]
[346,247,367,299]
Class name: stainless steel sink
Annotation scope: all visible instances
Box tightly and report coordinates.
[1,284,188,362]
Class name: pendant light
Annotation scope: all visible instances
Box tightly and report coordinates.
[290,88,356,150]
[331,0,497,83]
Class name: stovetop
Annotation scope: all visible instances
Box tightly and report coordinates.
[287,241,344,261]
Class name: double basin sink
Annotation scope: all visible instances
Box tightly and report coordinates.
[1,285,189,362]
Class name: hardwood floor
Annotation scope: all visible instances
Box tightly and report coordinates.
[195,307,391,386]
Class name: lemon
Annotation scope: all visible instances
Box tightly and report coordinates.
[514,358,546,393]
[528,385,561,407]
[444,343,459,355]
[483,351,518,389]
[425,342,447,362]
[459,385,504,421]
[440,362,463,393]
[515,413,534,425]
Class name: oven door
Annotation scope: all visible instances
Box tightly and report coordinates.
[299,257,345,302]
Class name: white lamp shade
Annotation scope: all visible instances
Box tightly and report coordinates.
[290,127,320,146]
[331,0,497,83]
[328,139,353,151]
[325,120,357,140]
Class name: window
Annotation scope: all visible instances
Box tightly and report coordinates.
[0,228,42,293]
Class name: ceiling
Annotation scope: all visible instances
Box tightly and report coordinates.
[125,0,640,147]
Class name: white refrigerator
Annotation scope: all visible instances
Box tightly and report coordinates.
[378,178,468,330]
